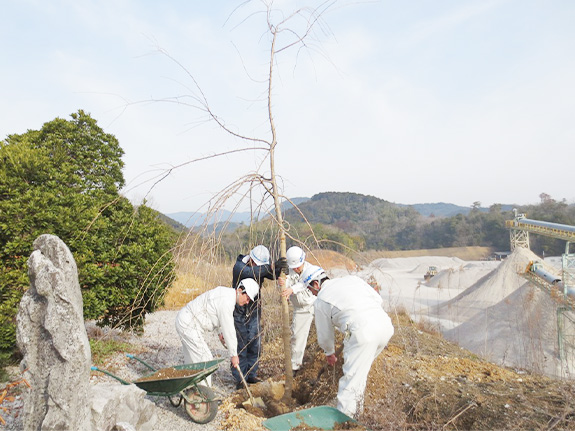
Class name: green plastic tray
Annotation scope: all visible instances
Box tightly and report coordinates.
[262,406,358,430]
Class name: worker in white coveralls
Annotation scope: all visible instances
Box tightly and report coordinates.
[302,265,395,417]
[278,246,315,374]
[175,278,260,386]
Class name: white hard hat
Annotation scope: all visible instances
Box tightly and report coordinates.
[239,278,260,300]
[286,246,306,269]
[249,245,270,266]
[301,265,326,287]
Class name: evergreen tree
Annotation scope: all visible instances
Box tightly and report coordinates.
[0,111,175,363]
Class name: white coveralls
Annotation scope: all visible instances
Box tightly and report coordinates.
[175,286,238,386]
[286,261,316,371]
[314,275,394,417]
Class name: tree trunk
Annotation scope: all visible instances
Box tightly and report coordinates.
[268,28,293,401]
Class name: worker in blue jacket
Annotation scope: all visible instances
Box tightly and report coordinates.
[231,245,287,388]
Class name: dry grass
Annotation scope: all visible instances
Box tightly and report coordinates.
[163,271,208,309]
[260,281,284,343]
[162,260,231,309]
[306,249,358,271]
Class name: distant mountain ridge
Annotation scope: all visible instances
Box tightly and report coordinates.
[167,209,253,228]
[167,197,310,228]
[167,196,500,228]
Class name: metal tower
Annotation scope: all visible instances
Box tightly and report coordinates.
[506,210,575,378]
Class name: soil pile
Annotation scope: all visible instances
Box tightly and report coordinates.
[135,367,201,382]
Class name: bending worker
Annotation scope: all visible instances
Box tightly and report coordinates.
[231,245,287,388]
[302,265,395,417]
[175,279,260,385]
[278,246,315,374]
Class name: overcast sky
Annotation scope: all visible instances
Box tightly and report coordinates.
[3,0,574,215]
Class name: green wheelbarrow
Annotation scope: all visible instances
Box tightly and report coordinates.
[92,354,225,424]
[262,406,363,430]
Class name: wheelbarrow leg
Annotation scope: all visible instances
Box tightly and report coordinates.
[168,394,183,407]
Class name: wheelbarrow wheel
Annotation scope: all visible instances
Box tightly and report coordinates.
[184,385,218,424]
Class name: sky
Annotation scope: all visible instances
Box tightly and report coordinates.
[2,0,575,215]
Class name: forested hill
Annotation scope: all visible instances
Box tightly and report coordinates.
[280,192,575,255]
[283,192,428,251]
[284,192,419,224]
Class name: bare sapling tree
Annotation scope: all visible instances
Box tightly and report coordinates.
[130,1,341,401]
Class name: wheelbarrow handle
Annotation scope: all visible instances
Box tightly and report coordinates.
[125,354,157,371]
[91,366,131,385]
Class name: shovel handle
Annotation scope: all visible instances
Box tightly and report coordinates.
[235,365,257,404]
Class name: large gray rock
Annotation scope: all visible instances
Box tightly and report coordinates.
[16,234,92,430]
[90,383,157,431]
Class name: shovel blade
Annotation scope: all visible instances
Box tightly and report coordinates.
[242,397,266,409]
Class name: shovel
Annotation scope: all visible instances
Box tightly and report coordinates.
[235,365,266,409]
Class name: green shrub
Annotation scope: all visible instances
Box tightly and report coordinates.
[0,111,176,366]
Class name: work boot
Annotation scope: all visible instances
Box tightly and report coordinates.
[235,381,243,390]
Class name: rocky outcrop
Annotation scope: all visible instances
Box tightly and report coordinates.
[16,234,92,430]
[90,383,157,431]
